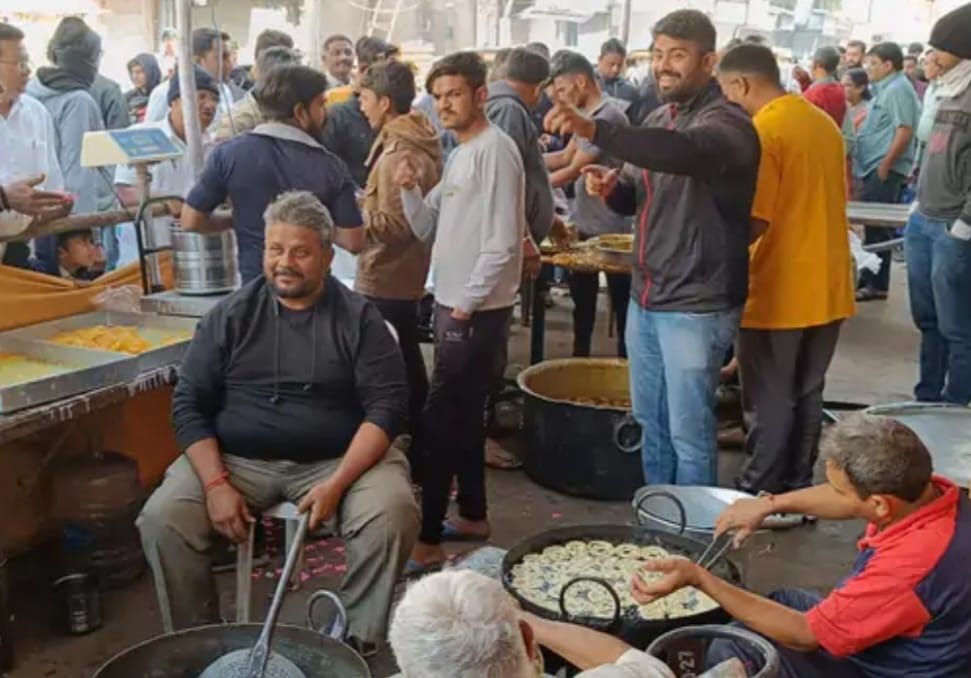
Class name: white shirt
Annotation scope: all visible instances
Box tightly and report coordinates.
[114,116,205,247]
[0,94,65,192]
[144,79,235,128]
[574,649,676,678]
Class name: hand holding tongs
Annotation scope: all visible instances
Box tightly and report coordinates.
[694,530,735,572]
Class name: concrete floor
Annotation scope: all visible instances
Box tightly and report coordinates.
[3,266,921,678]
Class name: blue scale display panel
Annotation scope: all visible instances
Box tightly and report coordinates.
[109,128,182,162]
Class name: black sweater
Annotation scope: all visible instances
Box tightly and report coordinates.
[595,82,760,313]
[172,276,407,462]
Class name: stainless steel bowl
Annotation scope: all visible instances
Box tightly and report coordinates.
[171,227,239,296]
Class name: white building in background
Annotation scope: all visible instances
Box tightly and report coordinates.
[2,0,942,81]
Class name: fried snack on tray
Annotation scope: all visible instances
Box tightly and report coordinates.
[550,249,630,274]
[567,395,632,409]
[596,234,634,253]
[49,325,191,355]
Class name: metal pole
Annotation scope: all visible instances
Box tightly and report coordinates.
[136,165,165,290]
[305,0,322,70]
[176,0,204,177]
[621,0,632,45]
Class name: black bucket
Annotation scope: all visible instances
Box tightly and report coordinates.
[53,573,103,636]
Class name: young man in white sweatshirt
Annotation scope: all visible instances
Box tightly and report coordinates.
[398,50,528,572]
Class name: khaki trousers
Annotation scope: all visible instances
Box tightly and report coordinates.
[136,448,419,642]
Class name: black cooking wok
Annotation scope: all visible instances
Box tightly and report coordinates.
[93,591,370,678]
[501,523,743,651]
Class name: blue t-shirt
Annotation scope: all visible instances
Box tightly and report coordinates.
[185,126,363,282]
[853,71,921,179]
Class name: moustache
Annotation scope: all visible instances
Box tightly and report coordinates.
[274,268,303,279]
[657,72,681,79]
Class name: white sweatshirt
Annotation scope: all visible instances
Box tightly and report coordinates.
[401,124,526,314]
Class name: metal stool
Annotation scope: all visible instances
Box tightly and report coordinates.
[235,501,304,623]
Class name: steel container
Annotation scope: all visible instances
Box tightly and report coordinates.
[517,358,642,500]
[171,227,238,296]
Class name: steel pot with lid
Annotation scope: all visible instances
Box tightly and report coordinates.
[517,359,642,500]
[171,225,238,295]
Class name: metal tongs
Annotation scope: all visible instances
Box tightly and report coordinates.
[694,530,734,572]
[632,488,734,572]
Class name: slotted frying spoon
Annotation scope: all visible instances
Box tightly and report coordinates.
[199,512,311,678]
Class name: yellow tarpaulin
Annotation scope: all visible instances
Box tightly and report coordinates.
[0,254,173,331]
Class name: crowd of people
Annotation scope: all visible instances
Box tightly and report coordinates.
[2,3,971,676]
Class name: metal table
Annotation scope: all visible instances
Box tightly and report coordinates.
[0,364,178,445]
[528,202,913,365]
[141,290,230,318]
[846,201,911,229]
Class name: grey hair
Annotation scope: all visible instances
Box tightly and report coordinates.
[389,570,531,678]
[256,46,300,78]
[821,414,932,502]
[262,191,334,247]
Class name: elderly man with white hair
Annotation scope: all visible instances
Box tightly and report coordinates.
[389,569,677,677]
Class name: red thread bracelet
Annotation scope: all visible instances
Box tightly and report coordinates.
[204,471,230,493]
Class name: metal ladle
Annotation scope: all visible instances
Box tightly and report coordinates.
[199,512,311,678]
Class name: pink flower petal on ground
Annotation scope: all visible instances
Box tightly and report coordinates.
[334,564,347,573]
[300,572,311,583]
[251,573,261,580]
[551,512,563,519]
[334,546,345,554]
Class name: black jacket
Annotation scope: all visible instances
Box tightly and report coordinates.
[485,82,555,241]
[600,76,641,122]
[321,94,376,188]
[172,276,407,462]
[597,82,760,313]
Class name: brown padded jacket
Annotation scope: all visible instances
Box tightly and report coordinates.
[355,110,443,301]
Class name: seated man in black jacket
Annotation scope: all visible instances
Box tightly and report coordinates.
[137,191,418,653]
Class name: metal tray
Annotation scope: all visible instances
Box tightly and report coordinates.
[865,403,971,488]
[632,486,803,540]
[141,290,232,319]
[2,311,198,373]
[0,337,138,414]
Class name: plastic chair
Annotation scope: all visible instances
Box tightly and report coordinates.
[235,501,304,623]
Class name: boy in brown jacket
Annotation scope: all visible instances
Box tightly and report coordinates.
[356,59,443,470]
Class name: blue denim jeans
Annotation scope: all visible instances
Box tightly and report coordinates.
[626,304,741,486]
[905,210,971,405]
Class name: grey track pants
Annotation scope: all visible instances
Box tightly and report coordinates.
[136,448,419,642]
[736,320,842,494]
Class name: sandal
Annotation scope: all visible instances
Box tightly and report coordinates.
[856,287,888,302]
[485,442,523,470]
[403,558,445,579]
[441,521,491,542]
